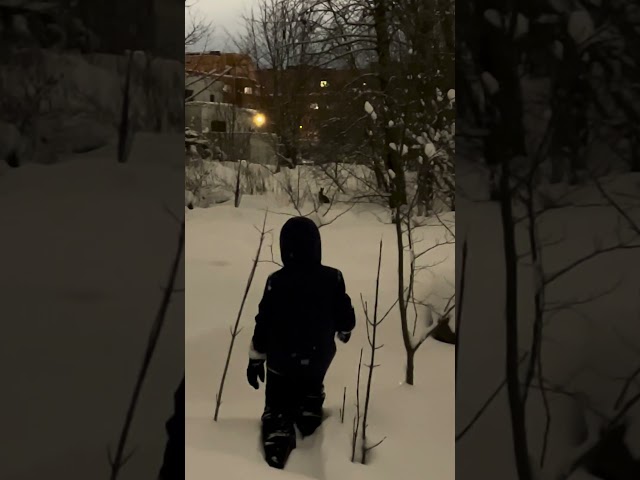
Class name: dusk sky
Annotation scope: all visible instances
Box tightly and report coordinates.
[187,0,256,51]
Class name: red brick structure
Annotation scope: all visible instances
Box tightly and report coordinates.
[256,66,367,139]
[185,51,260,109]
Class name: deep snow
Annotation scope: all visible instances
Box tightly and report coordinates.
[455,157,640,479]
[185,197,455,480]
[0,133,184,480]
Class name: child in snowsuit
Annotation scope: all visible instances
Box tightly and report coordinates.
[246,216,356,469]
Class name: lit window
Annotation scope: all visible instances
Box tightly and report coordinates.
[320,80,328,88]
[310,103,319,110]
[244,86,253,94]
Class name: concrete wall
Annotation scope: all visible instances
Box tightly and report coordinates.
[185,75,225,103]
[185,102,258,134]
[204,132,277,165]
[185,102,276,164]
[250,133,278,165]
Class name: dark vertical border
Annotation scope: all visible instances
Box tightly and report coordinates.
[457,2,640,480]
[1,1,184,479]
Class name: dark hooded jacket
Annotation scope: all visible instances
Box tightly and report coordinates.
[251,216,356,374]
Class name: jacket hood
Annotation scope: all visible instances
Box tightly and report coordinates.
[279,216,322,267]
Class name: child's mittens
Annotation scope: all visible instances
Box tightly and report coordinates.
[337,331,351,344]
[247,359,266,389]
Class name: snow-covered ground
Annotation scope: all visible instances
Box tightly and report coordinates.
[456,158,640,479]
[186,159,451,214]
[185,197,455,480]
[0,133,184,480]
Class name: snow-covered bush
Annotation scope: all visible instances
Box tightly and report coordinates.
[183,157,389,210]
[0,47,182,168]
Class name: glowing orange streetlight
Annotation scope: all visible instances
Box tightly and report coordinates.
[253,113,266,128]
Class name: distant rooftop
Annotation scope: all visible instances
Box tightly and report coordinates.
[185,51,258,83]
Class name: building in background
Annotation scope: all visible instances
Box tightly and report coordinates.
[185,51,264,134]
[256,65,365,141]
[185,51,275,164]
[184,51,373,165]
[254,65,368,165]
[185,51,260,109]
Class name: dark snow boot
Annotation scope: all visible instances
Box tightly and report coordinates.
[295,388,326,437]
[261,409,296,469]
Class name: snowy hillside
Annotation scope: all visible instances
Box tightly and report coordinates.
[186,158,452,217]
[0,133,184,480]
[185,197,455,479]
[456,158,640,479]
[1,48,183,173]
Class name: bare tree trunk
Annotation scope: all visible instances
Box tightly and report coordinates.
[361,240,386,464]
[234,161,243,208]
[455,238,468,382]
[394,206,414,385]
[417,161,433,215]
[351,348,363,463]
[373,0,406,208]
[109,221,184,480]
[522,186,544,404]
[372,157,389,193]
[214,211,269,421]
[405,349,415,386]
[499,157,533,480]
[117,51,134,164]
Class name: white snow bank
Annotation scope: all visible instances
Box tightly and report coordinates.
[455,171,640,479]
[0,133,184,480]
[0,49,183,163]
[186,200,454,479]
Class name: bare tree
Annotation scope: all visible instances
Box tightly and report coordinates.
[0,49,63,167]
[185,66,232,103]
[237,0,323,170]
[395,193,455,385]
[214,211,270,421]
[304,3,456,388]
[234,160,245,208]
[303,0,454,210]
[351,348,363,463]
[272,165,355,227]
[109,218,185,480]
[117,50,134,164]
[185,1,213,49]
[456,3,640,480]
[359,240,389,464]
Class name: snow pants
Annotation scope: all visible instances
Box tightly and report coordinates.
[261,363,328,439]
